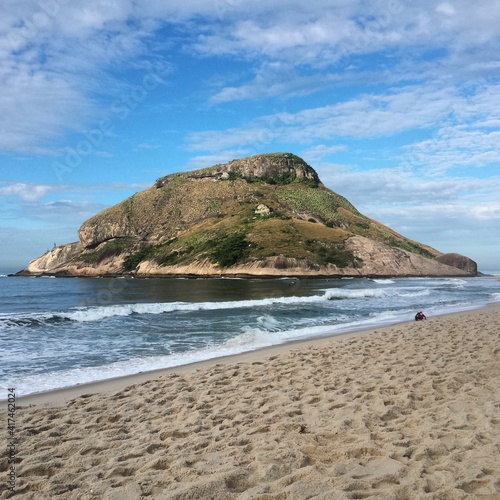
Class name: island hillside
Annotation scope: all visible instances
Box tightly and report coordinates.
[18,153,477,278]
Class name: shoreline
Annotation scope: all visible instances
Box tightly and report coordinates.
[6,319,393,408]
[7,301,497,408]
[2,274,499,405]
[2,302,500,498]
[12,270,481,279]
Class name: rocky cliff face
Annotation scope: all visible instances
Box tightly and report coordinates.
[435,253,478,275]
[20,242,83,275]
[129,237,472,278]
[155,153,319,187]
[18,153,477,278]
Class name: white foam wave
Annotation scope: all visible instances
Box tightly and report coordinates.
[224,329,276,349]
[429,278,468,286]
[372,279,395,284]
[0,285,428,329]
[61,295,324,323]
[0,294,324,327]
[228,308,413,349]
[256,314,282,331]
[324,288,387,300]
[67,286,404,322]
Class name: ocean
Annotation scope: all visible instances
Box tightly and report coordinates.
[1,273,500,398]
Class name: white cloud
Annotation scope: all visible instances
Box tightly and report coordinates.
[299,144,348,165]
[193,1,500,105]
[317,165,500,210]
[190,83,458,150]
[189,123,282,152]
[0,0,168,154]
[436,3,456,16]
[22,199,106,222]
[186,149,255,169]
[195,15,360,61]
[0,182,57,202]
[0,180,145,205]
[3,0,500,156]
[0,68,95,154]
[210,62,312,103]
[400,83,500,172]
[469,204,500,220]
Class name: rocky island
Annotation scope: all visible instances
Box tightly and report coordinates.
[18,153,477,278]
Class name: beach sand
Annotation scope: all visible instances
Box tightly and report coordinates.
[1,304,500,499]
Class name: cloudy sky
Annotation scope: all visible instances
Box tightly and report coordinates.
[1,0,500,272]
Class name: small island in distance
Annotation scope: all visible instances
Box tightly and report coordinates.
[18,153,477,278]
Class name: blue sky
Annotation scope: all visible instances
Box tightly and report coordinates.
[1,0,500,272]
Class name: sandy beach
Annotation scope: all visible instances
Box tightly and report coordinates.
[1,304,500,499]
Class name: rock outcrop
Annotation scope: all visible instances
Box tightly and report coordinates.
[435,253,478,275]
[21,242,83,275]
[155,153,319,187]
[18,153,477,278]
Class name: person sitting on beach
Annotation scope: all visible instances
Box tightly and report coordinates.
[415,311,426,321]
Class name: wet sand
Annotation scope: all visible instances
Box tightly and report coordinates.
[1,304,500,499]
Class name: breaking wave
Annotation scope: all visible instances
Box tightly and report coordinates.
[0,284,431,331]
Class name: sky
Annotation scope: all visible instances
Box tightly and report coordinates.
[1,0,500,272]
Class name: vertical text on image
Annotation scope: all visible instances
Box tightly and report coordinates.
[6,388,17,493]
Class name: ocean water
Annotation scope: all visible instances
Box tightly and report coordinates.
[1,273,500,398]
